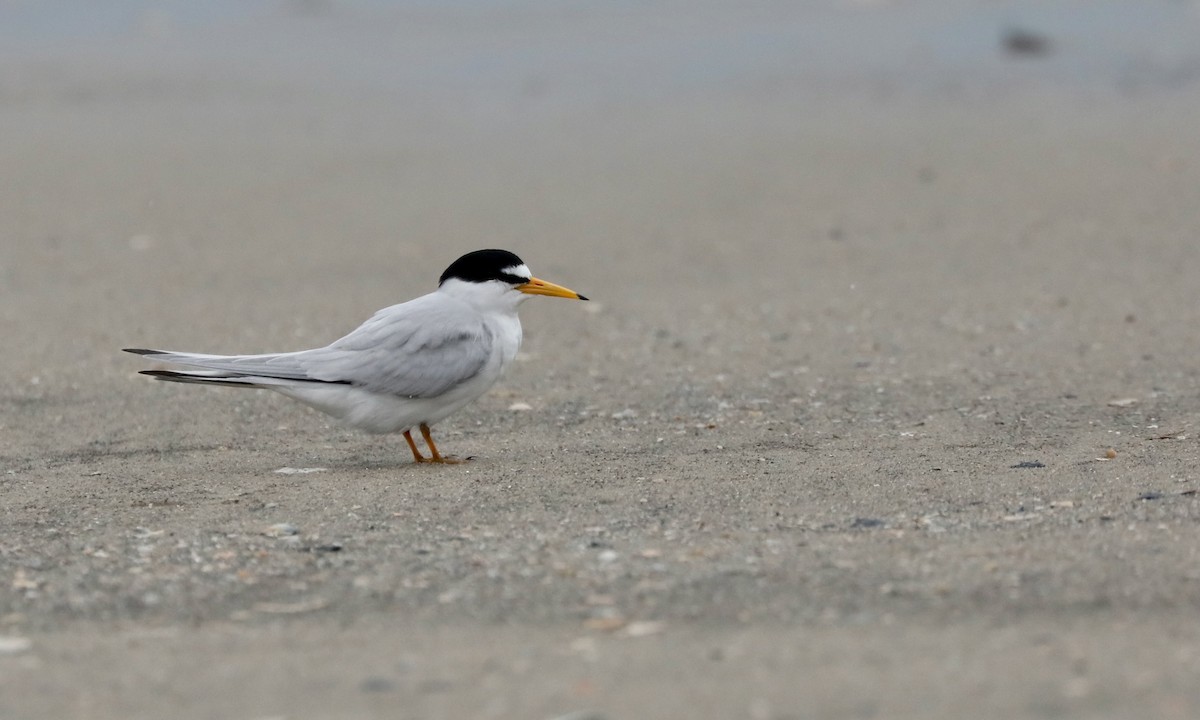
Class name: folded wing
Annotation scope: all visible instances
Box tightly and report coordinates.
[125,294,493,399]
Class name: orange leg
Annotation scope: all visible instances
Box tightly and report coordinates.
[420,423,468,464]
[402,429,428,463]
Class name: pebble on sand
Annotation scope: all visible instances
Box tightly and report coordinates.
[623,621,666,638]
[264,523,299,537]
[0,636,32,654]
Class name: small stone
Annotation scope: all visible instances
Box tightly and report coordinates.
[1002,27,1052,56]
[919,515,948,533]
[253,598,329,614]
[610,408,639,420]
[1003,513,1039,522]
[273,467,328,475]
[264,523,299,537]
[597,549,619,563]
[11,570,39,590]
[1107,398,1138,408]
[624,621,665,638]
[508,402,533,412]
[0,636,32,655]
[1105,448,1118,459]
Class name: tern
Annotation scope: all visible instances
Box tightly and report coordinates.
[125,249,587,463]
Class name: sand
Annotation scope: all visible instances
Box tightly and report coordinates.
[3,3,1200,718]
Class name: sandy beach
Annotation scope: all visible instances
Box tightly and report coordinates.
[3,2,1200,718]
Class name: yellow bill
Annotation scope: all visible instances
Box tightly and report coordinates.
[517,277,588,301]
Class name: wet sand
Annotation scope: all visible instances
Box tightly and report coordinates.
[3,3,1200,718]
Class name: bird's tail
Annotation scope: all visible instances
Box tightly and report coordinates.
[136,369,274,389]
[124,348,307,389]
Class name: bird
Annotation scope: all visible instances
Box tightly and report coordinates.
[125,249,587,464]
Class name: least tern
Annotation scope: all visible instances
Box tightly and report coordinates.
[125,249,587,463]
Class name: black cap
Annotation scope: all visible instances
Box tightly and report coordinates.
[439,249,530,286]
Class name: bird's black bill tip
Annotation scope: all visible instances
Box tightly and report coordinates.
[123,348,164,356]
[577,294,590,301]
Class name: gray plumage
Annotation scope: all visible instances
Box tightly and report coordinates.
[129,293,494,399]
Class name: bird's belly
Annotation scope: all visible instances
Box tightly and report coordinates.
[275,356,506,435]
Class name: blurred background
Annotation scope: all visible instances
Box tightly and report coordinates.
[2,0,1199,390]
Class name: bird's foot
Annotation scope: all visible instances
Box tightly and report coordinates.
[422,455,472,465]
[406,425,472,464]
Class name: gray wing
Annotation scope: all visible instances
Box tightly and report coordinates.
[302,295,494,398]
[129,293,494,399]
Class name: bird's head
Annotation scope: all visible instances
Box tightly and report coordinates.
[438,249,588,310]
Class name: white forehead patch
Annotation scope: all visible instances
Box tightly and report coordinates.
[504,264,533,281]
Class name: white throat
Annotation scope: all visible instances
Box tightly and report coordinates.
[438,278,528,314]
